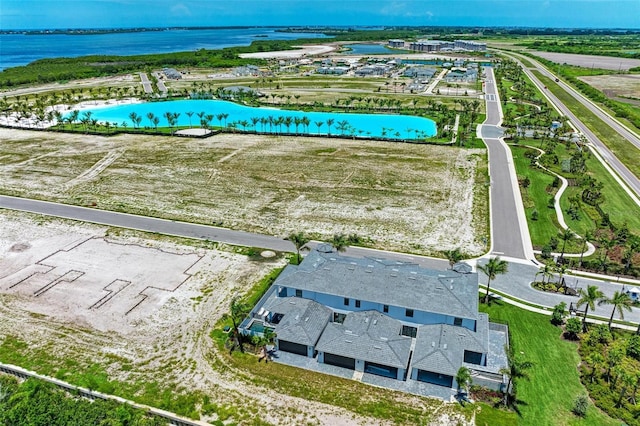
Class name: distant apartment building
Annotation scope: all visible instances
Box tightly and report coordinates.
[388,39,405,48]
[409,40,455,52]
[454,40,487,51]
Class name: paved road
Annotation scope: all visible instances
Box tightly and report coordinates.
[480,68,531,260]
[0,195,449,270]
[481,259,640,325]
[507,52,640,200]
[138,73,153,94]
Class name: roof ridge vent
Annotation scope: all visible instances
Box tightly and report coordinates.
[373,345,382,350]
[345,339,353,343]
[380,337,388,341]
[305,317,309,322]
[410,271,417,275]
[431,341,436,347]
[443,343,448,350]
[408,276,416,280]
[373,319,378,325]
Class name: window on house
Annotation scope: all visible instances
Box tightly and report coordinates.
[405,308,414,318]
[454,317,463,327]
[344,297,350,306]
[295,289,302,298]
[401,325,417,338]
[355,300,361,308]
[383,305,389,313]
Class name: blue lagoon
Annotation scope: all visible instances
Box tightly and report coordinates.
[76,100,437,140]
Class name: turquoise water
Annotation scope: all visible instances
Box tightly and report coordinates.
[343,43,404,55]
[248,321,274,334]
[77,100,437,140]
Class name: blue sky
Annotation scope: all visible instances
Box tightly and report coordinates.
[2,0,639,30]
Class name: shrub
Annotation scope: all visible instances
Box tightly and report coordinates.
[627,335,640,360]
[586,324,612,346]
[531,209,539,221]
[551,302,567,325]
[572,394,589,417]
[565,317,582,340]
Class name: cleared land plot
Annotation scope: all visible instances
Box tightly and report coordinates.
[579,73,640,99]
[0,129,488,256]
[528,51,640,71]
[0,212,467,425]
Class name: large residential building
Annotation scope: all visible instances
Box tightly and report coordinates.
[240,245,508,398]
[409,40,455,52]
[454,40,487,51]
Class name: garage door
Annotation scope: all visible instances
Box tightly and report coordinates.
[324,353,356,370]
[416,370,453,387]
[364,362,398,379]
[278,340,307,356]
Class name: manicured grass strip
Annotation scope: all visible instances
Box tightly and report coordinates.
[535,71,640,181]
[510,145,561,247]
[479,301,618,426]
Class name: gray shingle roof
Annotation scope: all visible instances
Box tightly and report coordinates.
[264,297,332,346]
[275,249,479,320]
[410,313,490,376]
[316,311,412,368]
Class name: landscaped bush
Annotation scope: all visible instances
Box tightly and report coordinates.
[578,326,640,425]
[572,394,589,417]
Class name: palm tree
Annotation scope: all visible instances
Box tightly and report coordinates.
[599,291,633,330]
[226,296,249,354]
[623,235,640,274]
[288,232,310,264]
[535,262,554,285]
[128,112,139,129]
[478,257,508,304]
[315,121,324,134]
[455,366,472,395]
[186,111,194,128]
[577,285,605,331]
[326,118,335,135]
[443,248,464,269]
[146,112,155,128]
[500,347,533,407]
[331,234,348,253]
[558,228,575,263]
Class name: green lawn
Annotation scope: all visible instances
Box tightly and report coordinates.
[511,144,562,247]
[479,301,619,426]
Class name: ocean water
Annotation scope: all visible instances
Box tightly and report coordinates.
[72,99,437,140]
[0,28,330,71]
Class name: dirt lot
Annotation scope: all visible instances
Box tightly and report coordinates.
[528,51,640,71]
[0,128,488,256]
[578,73,640,99]
[0,211,472,425]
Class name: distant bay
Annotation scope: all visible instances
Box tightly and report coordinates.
[0,28,330,71]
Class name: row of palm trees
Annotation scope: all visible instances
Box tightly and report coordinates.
[577,285,634,331]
